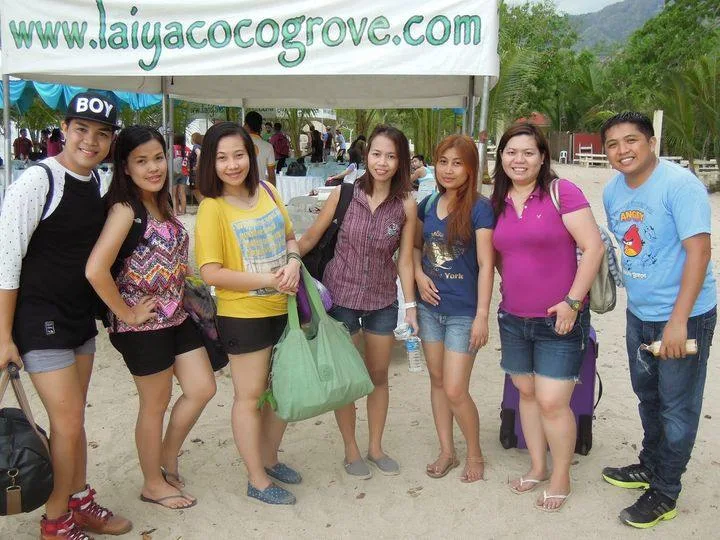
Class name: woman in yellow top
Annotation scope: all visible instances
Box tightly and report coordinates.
[194,122,301,505]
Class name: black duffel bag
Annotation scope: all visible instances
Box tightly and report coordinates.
[0,363,53,515]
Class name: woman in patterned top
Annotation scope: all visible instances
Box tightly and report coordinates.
[86,126,216,510]
[299,125,418,479]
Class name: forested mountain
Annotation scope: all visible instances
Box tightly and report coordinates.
[570,0,665,50]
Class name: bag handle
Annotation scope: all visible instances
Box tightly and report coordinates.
[549,178,561,213]
[286,264,328,331]
[0,363,50,454]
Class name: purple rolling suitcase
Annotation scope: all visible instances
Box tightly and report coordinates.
[499,326,602,455]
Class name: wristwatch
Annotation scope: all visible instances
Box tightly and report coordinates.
[403,301,417,309]
[564,296,581,312]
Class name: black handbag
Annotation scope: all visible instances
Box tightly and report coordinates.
[183,277,229,372]
[0,363,53,515]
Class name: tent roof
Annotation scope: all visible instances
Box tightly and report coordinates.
[2,1,499,109]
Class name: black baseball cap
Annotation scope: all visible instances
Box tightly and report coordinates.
[65,91,121,130]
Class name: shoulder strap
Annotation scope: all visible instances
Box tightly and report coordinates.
[114,199,148,269]
[549,178,561,213]
[259,181,276,204]
[423,191,440,214]
[33,163,54,220]
[334,182,354,227]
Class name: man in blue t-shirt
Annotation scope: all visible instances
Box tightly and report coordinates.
[600,112,717,529]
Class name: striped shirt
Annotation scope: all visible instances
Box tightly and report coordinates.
[324,184,406,311]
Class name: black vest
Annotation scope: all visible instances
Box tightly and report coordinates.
[13,172,105,354]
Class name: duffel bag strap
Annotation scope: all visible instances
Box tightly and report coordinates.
[0,363,50,454]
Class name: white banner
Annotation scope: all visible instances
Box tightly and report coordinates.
[1,0,499,78]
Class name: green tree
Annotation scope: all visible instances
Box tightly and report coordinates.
[606,0,720,110]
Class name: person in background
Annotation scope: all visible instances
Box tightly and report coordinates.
[13,128,33,160]
[0,91,132,540]
[491,122,604,512]
[411,154,433,189]
[39,129,50,159]
[262,122,273,142]
[415,134,495,483]
[244,111,276,186]
[325,147,362,186]
[299,124,418,480]
[195,122,302,505]
[269,123,290,173]
[349,135,367,163]
[188,132,203,205]
[600,112,716,529]
[171,134,188,216]
[305,124,323,163]
[47,128,64,157]
[86,125,216,511]
[322,125,334,162]
[335,129,347,161]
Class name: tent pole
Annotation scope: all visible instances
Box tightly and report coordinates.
[476,76,491,194]
[3,74,11,201]
[464,76,475,136]
[168,95,175,150]
[161,77,170,151]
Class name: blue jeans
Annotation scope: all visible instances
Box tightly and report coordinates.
[626,307,716,500]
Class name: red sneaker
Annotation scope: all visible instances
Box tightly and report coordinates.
[68,485,132,536]
[40,512,93,540]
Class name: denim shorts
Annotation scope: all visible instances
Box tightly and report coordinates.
[21,336,96,374]
[498,308,591,381]
[328,301,398,336]
[417,303,475,354]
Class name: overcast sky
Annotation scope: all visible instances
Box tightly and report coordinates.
[505,0,620,15]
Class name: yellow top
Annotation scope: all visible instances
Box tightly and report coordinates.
[195,183,293,318]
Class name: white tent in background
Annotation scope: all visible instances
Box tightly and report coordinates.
[1,0,500,191]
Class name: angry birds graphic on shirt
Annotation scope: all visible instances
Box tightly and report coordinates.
[623,224,644,257]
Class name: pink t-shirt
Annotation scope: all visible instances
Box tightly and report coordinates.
[493,179,590,317]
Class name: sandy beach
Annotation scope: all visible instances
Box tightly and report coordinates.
[2,163,719,540]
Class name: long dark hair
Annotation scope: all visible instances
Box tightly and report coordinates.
[106,125,174,221]
[356,124,411,200]
[490,123,557,217]
[435,134,480,246]
[198,122,259,199]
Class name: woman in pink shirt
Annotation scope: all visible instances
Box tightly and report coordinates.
[299,125,418,479]
[491,123,604,511]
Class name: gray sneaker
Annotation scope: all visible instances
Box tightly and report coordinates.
[344,458,372,480]
[367,454,400,476]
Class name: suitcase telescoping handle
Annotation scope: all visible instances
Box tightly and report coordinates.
[0,362,50,454]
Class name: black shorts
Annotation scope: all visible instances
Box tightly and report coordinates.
[109,318,203,377]
[216,315,287,354]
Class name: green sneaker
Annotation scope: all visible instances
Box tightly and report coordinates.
[619,488,677,529]
[602,463,652,489]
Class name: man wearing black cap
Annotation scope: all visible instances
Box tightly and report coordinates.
[0,92,132,539]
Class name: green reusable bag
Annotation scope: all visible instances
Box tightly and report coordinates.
[268,265,374,422]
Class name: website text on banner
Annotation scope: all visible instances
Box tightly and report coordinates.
[0,0,499,76]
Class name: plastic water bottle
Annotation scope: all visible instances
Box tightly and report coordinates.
[406,336,423,373]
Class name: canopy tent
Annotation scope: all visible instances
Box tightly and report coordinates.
[0,78,161,112]
[1,0,499,190]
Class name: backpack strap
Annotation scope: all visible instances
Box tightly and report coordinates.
[334,182,354,229]
[112,198,148,276]
[422,191,440,215]
[549,178,561,213]
[32,163,55,220]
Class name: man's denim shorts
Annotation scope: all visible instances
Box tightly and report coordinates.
[328,301,398,336]
[498,308,590,381]
[417,303,475,354]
